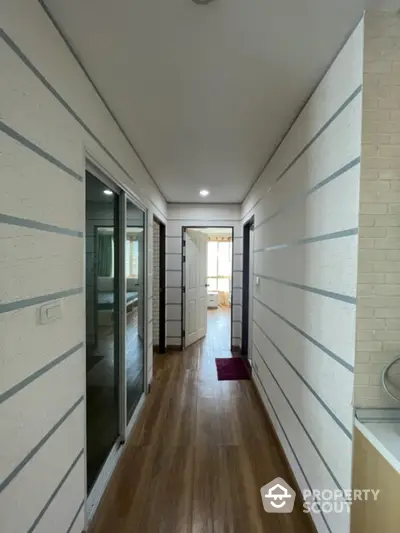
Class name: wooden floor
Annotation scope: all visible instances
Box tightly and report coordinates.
[89,308,312,533]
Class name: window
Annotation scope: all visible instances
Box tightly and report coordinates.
[207,240,232,291]
[125,239,139,278]
[99,231,139,278]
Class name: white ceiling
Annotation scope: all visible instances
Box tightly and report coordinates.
[43,0,397,203]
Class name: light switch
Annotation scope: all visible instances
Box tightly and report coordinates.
[255,276,260,286]
[38,300,62,325]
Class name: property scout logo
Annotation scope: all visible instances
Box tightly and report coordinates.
[260,478,380,514]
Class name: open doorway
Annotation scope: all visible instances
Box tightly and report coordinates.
[152,216,166,354]
[181,227,233,352]
[242,216,255,362]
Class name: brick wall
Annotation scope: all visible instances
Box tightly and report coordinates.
[355,12,400,408]
[152,220,160,346]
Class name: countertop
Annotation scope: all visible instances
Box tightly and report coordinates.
[355,409,400,473]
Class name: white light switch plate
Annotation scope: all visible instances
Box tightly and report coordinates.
[38,300,62,325]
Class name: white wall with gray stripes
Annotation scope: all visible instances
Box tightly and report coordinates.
[241,19,364,533]
[0,0,167,532]
[166,204,242,348]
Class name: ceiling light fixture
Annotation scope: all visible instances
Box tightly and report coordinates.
[192,0,216,4]
[199,189,209,197]
[103,189,113,196]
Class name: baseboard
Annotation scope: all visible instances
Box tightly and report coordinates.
[167,344,182,351]
[251,375,318,533]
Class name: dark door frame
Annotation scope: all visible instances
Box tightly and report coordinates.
[181,226,234,351]
[153,215,166,354]
[241,216,255,356]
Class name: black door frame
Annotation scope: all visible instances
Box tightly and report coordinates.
[153,215,166,354]
[241,216,255,356]
[181,226,234,351]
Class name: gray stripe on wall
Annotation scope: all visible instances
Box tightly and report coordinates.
[253,343,343,492]
[276,86,362,183]
[253,296,353,372]
[253,321,352,439]
[308,157,361,195]
[0,288,83,315]
[252,370,333,533]
[254,273,356,305]
[27,450,84,533]
[255,157,361,230]
[0,343,83,405]
[0,396,83,494]
[0,121,83,182]
[0,213,83,237]
[254,228,358,253]
[66,500,84,533]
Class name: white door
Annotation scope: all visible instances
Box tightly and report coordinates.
[184,229,208,347]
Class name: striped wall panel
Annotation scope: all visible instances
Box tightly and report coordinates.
[240,19,364,533]
[1,1,167,532]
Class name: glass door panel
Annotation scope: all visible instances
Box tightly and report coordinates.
[126,199,145,420]
[85,172,120,493]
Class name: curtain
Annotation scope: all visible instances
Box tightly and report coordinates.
[97,234,113,276]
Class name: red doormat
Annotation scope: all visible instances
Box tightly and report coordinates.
[215,357,250,381]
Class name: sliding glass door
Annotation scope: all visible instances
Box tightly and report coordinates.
[85,171,121,493]
[85,167,147,505]
[126,199,145,420]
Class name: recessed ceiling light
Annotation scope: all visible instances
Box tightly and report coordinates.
[199,190,209,197]
[103,189,113,196]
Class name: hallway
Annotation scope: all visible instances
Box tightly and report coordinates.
[89,338,312,532]
[5,4,400,533]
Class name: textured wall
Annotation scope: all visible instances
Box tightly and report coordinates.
[152,220,160,347]
[241,20,364,533]
[354,12,400,408]
[166,204,242,348]
[0,0,166,531]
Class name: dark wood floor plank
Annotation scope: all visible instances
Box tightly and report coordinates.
[89,307,313,533]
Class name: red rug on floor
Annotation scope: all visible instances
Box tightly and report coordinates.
[215,357,250,381]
